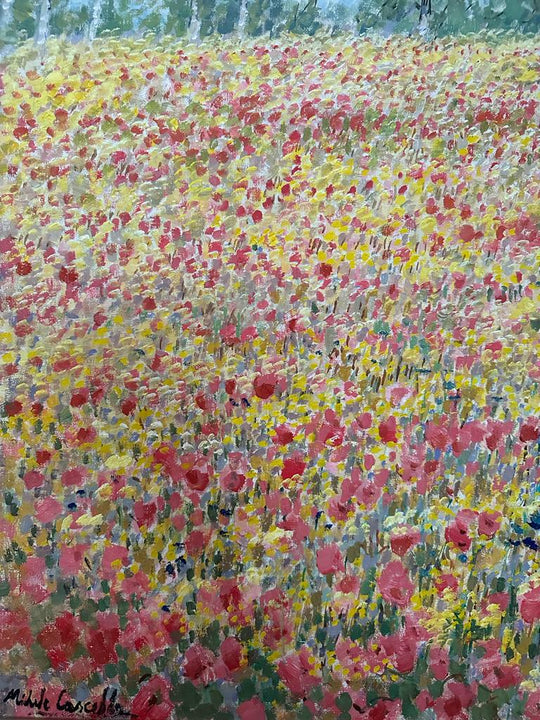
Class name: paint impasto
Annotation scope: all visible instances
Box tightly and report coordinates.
[0,1,539,719]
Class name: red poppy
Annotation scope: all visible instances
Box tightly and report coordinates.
[390,527,421,556]
[253,373,277,399]
[87,626,119,666]
[280,453,306,480]
[133,500,157,529]
[0,609,32,649]
[37,613,81,669]
[131,677,173,720]
[220,636,244,672]
[183,643,216,685]
[70,388,89,407]
[434,681,476,720]
[4,400,23,416]
[378,416,398,443]
[520,419,540,442]
[16,260,32,275]
[272,424,295,444]
[59,266,79,284]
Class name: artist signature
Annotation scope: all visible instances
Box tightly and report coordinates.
[2,686,135,718]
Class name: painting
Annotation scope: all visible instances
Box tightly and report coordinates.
[0,1,539,719]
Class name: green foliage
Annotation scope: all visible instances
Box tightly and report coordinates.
[5,0,36,42]
[99,0,133,34]
[267,0,285,34]
[215,0,240,34]
[50,0,90,36]
[2,0,538,42]
[287,0,321,34]
[164,0,192,35]
[197,0,215,36]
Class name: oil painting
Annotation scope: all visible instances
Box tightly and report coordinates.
[0,1,539,719]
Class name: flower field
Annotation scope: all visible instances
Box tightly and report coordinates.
[1,33,540,720]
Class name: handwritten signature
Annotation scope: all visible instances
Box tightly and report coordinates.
[2,686,135,718]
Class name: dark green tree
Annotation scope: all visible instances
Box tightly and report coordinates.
[246,0,285,35]
[197,0,215,35]
[267,0,285,33]
[287,0,321,34]
[214,0,240,34]
[379,0,415,31]
[50,0,90,36]
[164,0,192,35]
[355,1,380,33]
[137,0,165,35]
[6,0,36,41]
[99,0,133,34]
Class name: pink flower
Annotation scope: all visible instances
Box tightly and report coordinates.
[425,420,450,449]
[19,556,49,602]
[59,543,90,575]
[416,690,434,712]
[183,643,216,684]
[378,561,414,607]
[380,631,418,673]
[34,496,62,523]
[238,697,266,720]
[482,663,521,690]
[477,510,501,538]
[445,519,471,551]
[220,470,246,492]
[481,591,509,614]
[525,689,540,720]
[520,585,540,623]
[433,682,476,720]
[185,529,211,557]
[317,543,345,575]
[121,570,150,597]
[337,574,360,594]
[429,646,450,680]
[61,466,86,487]
[335,637,364,675]
[23,469,45,489]
[278,646,320,696]
[101,545,129,579]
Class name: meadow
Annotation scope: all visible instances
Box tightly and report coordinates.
[1,33,540,720]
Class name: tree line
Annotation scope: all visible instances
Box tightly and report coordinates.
[0,0,538,49]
